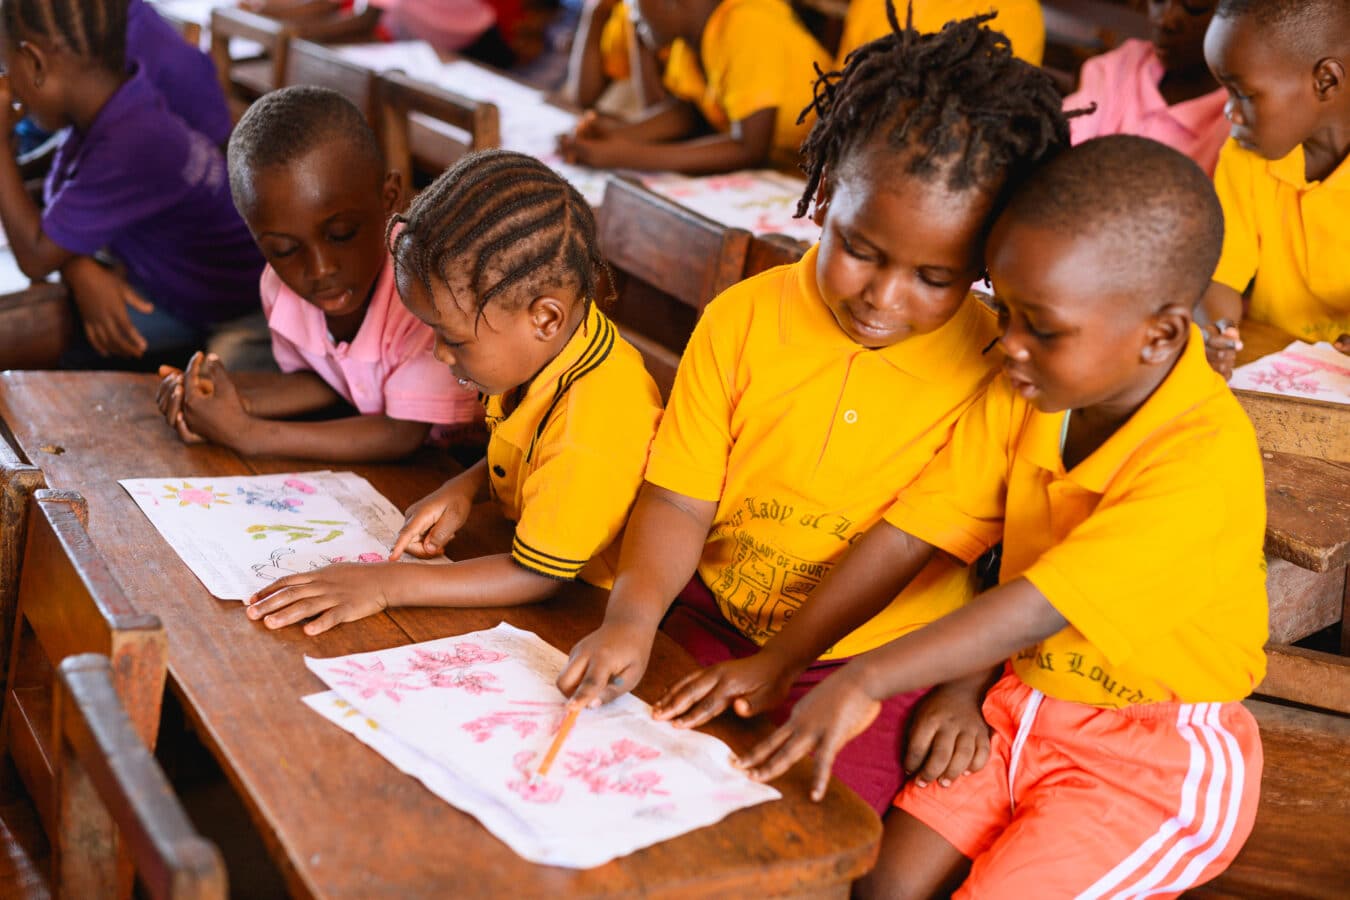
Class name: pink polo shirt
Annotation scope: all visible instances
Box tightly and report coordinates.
[1065,40,1229,176]
[260,255,478,426]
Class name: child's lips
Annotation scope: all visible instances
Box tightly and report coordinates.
[1005,369,1039,397]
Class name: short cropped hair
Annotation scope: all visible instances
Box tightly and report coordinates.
[1000,135,1225,307]
[1215,0,1350,56]
[227,85,384,212]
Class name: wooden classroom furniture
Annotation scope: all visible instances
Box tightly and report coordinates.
[55,654,226,900]
[0,282,73,371]
[597,177,751,397]
[0,438,45,700]
[282,39,380,124]
[208,7,293,119]
[0,371,880,898]
[1,490,168,849]
[151,5,202,48]
[744,233,810,279]
[379,71,501,206]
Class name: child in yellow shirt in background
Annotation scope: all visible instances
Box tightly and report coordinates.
[736,136,1266,898]
[557,0,831,173]
[838,0,1045,64]
[1200,0,1350,376]
[247,151,662,634]
[558,11,1071,815]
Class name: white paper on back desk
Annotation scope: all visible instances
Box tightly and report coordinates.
[119,471,407,600]
[302,624,780,868]
[1229,340,1350,404]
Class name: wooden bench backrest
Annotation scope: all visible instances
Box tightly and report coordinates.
[0,436,45,700]
[208,7,293,116]
[283,39,379,126]
[55,654,224,900]
[744,233,808,279]
[0,283,74,371]
[1,491,167,844]
[378,71,501,209]
[597,177,751,398]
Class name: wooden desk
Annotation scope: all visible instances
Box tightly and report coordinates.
[0,372,879,898]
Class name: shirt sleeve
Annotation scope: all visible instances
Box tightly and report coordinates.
[1211,140,1260,294]
[41,125,210,257]
[706,7,794,124]
[1020,444,1231,668]
[258,268,309,376]
[511,394,660,581]
[884,378,1015,564]
[642,293,742,503]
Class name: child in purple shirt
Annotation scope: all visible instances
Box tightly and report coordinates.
[0,0,263,369]
[126,0,231,145]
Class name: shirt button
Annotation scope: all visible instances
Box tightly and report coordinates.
[843,409,859,424]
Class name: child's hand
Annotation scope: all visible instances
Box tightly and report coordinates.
[389,479,474,559]
[154,364,205,444]
[556,113,626,168]
[246,561,394,635]
[556,618,656,709]
[651,652,797,728]
[1334,333,1350,355]
[1202,322,1242,380]
[179,353,254,449]
[903,680,991,788]
[735,667,881,802]
[65,260,154,358]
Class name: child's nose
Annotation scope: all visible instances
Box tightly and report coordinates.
[1223,96,1246,126]
[307,246,338,279]
[433,340,457,366]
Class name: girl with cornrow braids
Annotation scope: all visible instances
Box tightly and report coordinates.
[249,150,663,634]
[559,2,1072,820]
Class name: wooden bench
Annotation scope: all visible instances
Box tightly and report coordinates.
[208,7,293,120]
[745,232,809,278]
[378,71,501,207]
[0,491,167,848]
[0,282,73,371]
[596,177,751,398]
[283,38,380,125]
[55,654,224,899]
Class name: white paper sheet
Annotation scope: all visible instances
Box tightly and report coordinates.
[640,170,822,242]
[333,41,449,85]
[303,624,780,868]
[120,471,410,600]
[1229,340,1350,404]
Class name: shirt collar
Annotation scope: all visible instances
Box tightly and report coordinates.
[783,243,998,382]
[486,302,614,459]
[1024,325,1227,492]
[1266,143,1350,190]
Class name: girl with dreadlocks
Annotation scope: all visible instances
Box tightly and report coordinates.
[0,0,263,369]
[248,150,662,634]
[558,5,1070,816]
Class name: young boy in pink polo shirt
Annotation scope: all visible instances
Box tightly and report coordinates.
[1064,0,1228,175]
[156,86,477,462]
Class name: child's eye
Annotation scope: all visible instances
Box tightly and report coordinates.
[1027,321,1060,340]
[918,270,954,289]
[267,244,299,259]
[328,226,359,243]
[840,234,876,262]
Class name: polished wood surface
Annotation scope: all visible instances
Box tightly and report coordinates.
[379,71,501,208]
[0,371,880,898]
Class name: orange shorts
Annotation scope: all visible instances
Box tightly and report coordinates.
[896,672,1262,898]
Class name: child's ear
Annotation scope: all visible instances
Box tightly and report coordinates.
[811,171,832,227]
[18,40,48,88]
[526,295,569,341]
[1141,303,1191,365]
[1313,56,1345,102]
[381,170,403,216]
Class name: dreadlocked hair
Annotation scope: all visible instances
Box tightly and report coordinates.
[2,0,127,73]
[796,1,1071,217]
[389,149,611,320]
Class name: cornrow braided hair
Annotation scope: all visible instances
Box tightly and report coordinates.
[389,149,612,322]
[796,1,1072,217]
[2,0,127,73]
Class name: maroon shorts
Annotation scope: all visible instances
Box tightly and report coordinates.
[661,577,929,814]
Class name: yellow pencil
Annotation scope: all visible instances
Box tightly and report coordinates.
[535,707,581,779]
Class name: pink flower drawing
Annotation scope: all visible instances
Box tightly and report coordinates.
[504,751,565,804]
[1249,362,1324,396]
[283,477,317,494]
[462,701,563,743]
[406,643,508,693]
[330,659,423,703]
[563,739,669,798]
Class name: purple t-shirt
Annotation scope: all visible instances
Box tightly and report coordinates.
[126,0,232,146]
[42,68,264,327]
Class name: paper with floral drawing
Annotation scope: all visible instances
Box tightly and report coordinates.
[119,471,412,600]
[1229,341,1350,404]
[640,170,822,242]
[303,624,780,868]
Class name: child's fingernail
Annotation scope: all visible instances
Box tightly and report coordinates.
[915,779,928,787]
[939,778,951,787]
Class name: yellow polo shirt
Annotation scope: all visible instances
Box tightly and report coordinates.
[699,0,832,163]
[485,304,662,588]
[886,329,1268,707]
[837,0,1046,65]
[1212,139,1350,343]
[645,245,1000,660]
[599,4,729,131]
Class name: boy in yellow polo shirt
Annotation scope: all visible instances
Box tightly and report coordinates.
[559,13,1071,814]
[736,136,1266,898]
[557,0,831,172]
[1199,0,1350,376]
[838,0,1045,65]
[247,151,662,633]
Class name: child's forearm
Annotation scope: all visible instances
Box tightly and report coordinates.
[389,554,562,608]
[608,111,776,174]
[850,578,1068,702]
[232,414,429,461]
[449,456,491,503]
[608,101,701,144]
[235,371,343,419]
[758,521,940,674]
[603,482,717,633]
[558,0,618,109]
[0,145,72,279]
